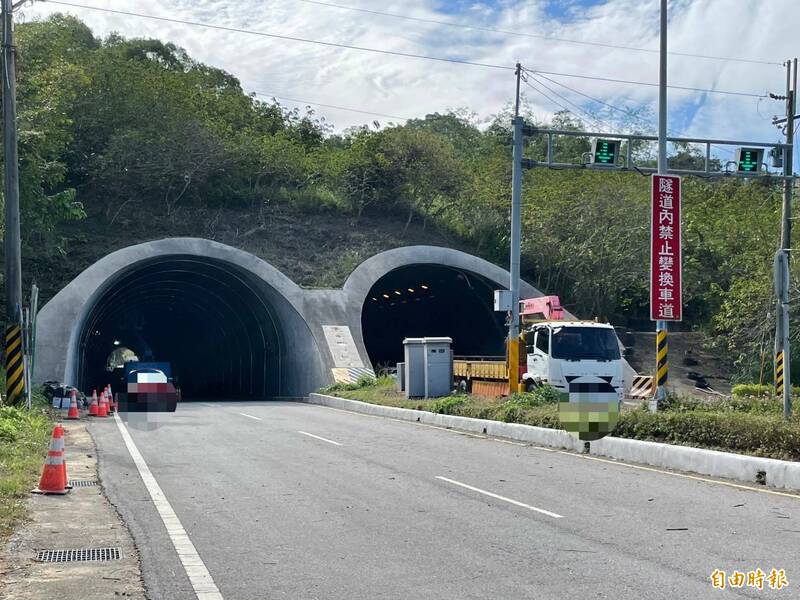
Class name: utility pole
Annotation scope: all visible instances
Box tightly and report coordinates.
[654,0,669,409]
[508,62,523,394]
[775,58,797,419]
[2,0,24,404]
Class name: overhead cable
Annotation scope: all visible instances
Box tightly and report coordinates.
[293,0,782,67]
[43,1,770,98]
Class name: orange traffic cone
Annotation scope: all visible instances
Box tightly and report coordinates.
[66,390,80,420]
[32,425,70,495]
[88,389,99,416]
[98,391,108,418]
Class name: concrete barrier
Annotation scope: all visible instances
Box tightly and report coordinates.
[304,393,800,491]
[305,393,585,452]
[590,436,800,491]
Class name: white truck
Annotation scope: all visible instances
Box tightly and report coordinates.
[521,320,624,402]
[453,295,625,400]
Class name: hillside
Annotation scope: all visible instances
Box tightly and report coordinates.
[25,204,471,304]
[3,14,791,385]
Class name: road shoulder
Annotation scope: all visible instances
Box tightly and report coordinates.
[0,421,145,599]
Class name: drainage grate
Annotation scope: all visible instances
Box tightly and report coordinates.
[35,547,122,563]
[68,480,97,488]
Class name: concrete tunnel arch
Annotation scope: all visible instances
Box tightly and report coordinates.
[34,238,327,398]
[37,240,633,398]
[342,246,545,371]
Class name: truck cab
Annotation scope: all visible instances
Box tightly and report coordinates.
[522,321,624,401]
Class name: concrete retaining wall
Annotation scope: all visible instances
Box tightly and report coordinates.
[306,393,800,491]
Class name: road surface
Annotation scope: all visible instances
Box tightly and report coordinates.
[90,401,799,599]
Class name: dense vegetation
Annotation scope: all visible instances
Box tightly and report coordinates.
[0,15,795,380]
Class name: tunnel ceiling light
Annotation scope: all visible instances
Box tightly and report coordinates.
[407,288,415,293]
[113,340,121,346]
[382,293,390,299]
[394,290,402,295]
[371,297,378,301]
[420,284,429,290]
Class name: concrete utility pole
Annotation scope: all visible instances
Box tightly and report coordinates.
[653,0,669,408]
[2,0,24,404]
[508,63,523,394]
[775,58,797,419]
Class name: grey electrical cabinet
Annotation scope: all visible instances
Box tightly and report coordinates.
[396,362,405,392]
[403,338,426,398]
[423,337,453,397]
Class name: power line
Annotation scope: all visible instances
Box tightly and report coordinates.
[293,0,782,67]
[529,69,643,126]
[524,75,613,130]
[252,90,408,121]
[43,1,771,99]
[43,1,511,70]
[530,68,766,98]
[528,69,735,155]
[520,78,574,117]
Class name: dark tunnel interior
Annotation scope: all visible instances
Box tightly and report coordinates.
[78,257,281,399]
[361,264,507,369]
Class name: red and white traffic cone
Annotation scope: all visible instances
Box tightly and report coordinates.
[98,391,108,418]
[66,390,80,420]
[88,389,99,416]
[32,425,70,495]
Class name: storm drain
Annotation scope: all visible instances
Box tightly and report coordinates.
[68,480,97,488]
[35,547,122,563]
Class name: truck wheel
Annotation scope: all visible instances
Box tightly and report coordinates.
[525,380,538,393]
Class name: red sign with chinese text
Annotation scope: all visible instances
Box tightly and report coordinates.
[650,174,682,321]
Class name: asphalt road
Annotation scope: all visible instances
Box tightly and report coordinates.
[90,401,800,600]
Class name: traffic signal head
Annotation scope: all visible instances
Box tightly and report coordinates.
[735,147,764,172]
[591,138,620,166]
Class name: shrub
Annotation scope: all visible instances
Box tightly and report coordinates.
[614,409,800,461]
[319,373,378,394]
[732,383,800,398]
[508,385,561,407]
[429,396,466,414]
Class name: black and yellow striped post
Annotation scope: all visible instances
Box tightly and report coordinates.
[656,328,668,389]
[775,350,785,399]
[4,323,25,404]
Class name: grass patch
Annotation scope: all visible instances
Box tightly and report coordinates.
[0,395,54,540]
[321,380,800,461]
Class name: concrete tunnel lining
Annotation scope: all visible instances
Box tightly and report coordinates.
[35,240,634,397]
[78,258,281,398]
[340,246,546,371]
[35,238,327,398]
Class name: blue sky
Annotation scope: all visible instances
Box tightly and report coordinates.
[20,0,799,167]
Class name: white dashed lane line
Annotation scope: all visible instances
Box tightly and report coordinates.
[238,412,262,421]
[436,476,564,519]
[298,430,342,446]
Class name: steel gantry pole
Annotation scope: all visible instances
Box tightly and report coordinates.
[654,0,669,408]
[775,58,796,418]
[508,63,523,394]
[2,0,24,405]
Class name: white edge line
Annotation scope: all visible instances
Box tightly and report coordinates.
[298,430,342,446]
[436,475,564,519]
[114,413,224,600]
[238,412,262,421]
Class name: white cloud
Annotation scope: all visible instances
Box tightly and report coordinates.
[18,0,797,152]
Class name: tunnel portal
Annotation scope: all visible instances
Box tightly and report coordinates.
[361,264,507,370]
[78,257,281,399]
